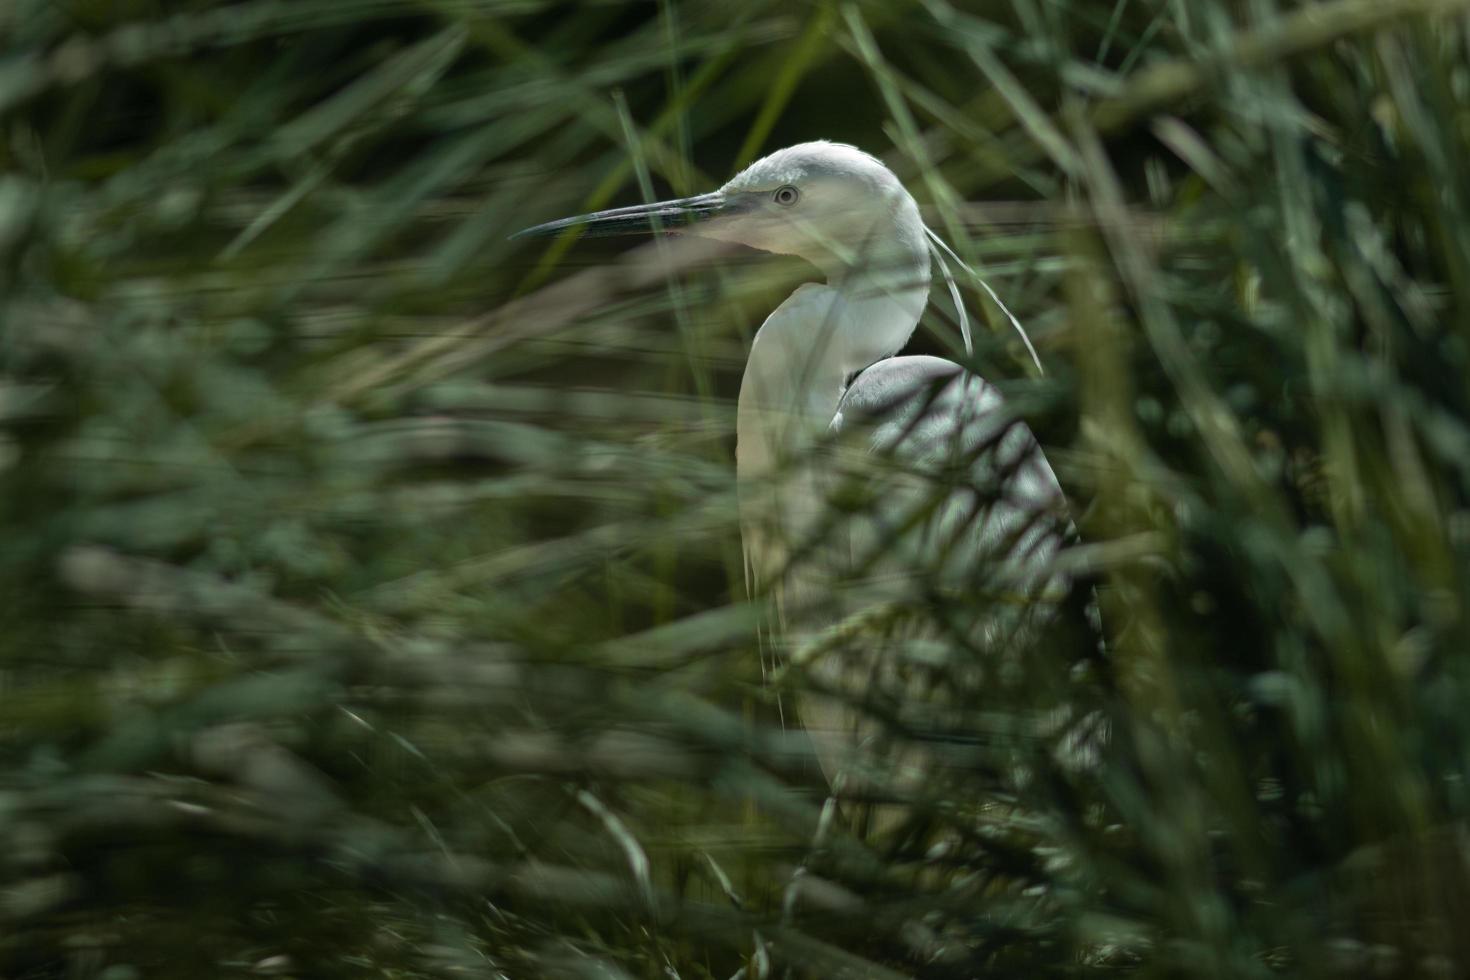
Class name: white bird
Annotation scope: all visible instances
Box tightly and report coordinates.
[514,142,1076,822]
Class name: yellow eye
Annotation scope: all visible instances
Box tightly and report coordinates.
[773,185,799,206]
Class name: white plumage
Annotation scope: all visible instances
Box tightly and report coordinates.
[514,141,1074,810]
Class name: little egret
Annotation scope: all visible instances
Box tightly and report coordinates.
[514,141,1077,815]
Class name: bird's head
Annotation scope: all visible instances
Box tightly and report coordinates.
[512,141,928,278]
[703,141,926,272]
[512,141,1044,371]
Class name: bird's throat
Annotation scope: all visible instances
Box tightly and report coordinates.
[734,261,929,483]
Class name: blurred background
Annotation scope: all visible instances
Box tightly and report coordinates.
[6,0,1470,976]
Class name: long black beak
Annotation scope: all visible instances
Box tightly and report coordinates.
[509,191,726,241]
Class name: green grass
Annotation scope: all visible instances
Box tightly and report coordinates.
[6,0,1470,976]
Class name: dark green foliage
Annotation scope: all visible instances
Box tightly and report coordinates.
[6,0,1470,976]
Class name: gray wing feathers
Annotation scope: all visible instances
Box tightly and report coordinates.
[790,356,1073,804]
[832,356,1068,601]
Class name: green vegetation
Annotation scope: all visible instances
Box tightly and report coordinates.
[6,0,1470,976]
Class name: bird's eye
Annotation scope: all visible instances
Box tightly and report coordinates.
[773,185,799,207]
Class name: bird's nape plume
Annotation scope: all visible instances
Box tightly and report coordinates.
[924,226,1044,375]
[927,233,973,357]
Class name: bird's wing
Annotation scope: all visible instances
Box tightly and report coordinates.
[791,356,1080,804]
[829,355,1070,606]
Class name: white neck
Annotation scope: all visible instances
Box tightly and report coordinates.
[735,244,931,482]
